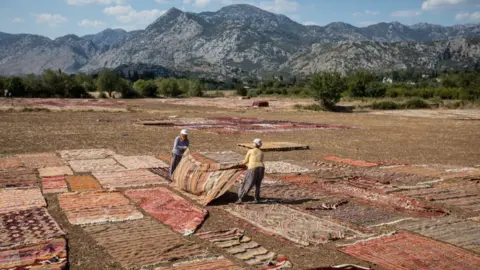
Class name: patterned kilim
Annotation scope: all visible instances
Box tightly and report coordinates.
[382,165,480,180]
[238,142,309,152]
[308,265,371,270]
[258,182,334,203]
[113,155,169,169]
[172,149,246,205]
[0,238,67,270]
[395,217,480,253]
[38,166,73,177]
[264,162,311,174]
[0,169,37,188]
[65,176,102,191]
[57,148,115,161]
[224,204,367,246]
[0,157,23,170]
[58,191,143,225]
[157,154,172,164]
[150,167,171,180]
[94,169,169,188]
[0,208,65,249]
[191,153,216,164]
[324,157,378,167]
[155,257,244,270]
[68,158,125,173]
[197,229,292,269]
[200,152,245,164]
[41,176,68,194]
[15,152,66,169]
[83,218,209,269]
[0,188,46,213]
[339,232,480,270]
[125,188,207,235]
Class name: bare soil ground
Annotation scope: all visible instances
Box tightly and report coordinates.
[1,97,480,270]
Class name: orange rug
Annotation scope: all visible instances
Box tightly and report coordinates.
[324,157,378,167]
[66,176,102,191]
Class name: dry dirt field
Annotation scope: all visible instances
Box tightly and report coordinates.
[1,97,480,270]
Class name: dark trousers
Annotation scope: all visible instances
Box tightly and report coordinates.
[238,166,265,201]
[169,154,183,179]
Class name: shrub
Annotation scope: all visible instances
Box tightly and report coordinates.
[97,69,121,98]
[235,83,247,96]
[133,79,157,97]
[403,98,430,109]
[158,78,181,97]
[309,72,347,109]
[371,101,400,110]
[365,82,387,98]
[188,79,204,97]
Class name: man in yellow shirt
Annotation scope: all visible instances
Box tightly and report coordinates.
[237,138,265,204]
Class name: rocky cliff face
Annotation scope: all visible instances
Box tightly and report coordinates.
[1,4,480,78]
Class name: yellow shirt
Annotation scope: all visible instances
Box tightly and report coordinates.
[242,148,264,170]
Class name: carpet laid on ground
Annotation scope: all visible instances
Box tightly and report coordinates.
[0,157,23,170]
[200,151,245,164]
[125,187,207,235]
[197,228,292,269]
[0,238,67,270]
[155,257,243,270]
[58,191,143,225]
[224,204,366,246]
[339,232,480,270]
[113,155,169,169]
[172,149,246,205]
[238,142,309,152]
[394,217,480,253]
[66,176,102,191]
[38,166,73,177]
[324,157,377,167]
[0,188,46,213]
[94,169,169,188]
[0,169,37,188]
[0,207,65,249]
[41,176,68,194]
[264,161,311,174]
[68,158,125,173]
[149,167,171,180]
[57,148,115,161]
[15,152,66,169]
[83,218,209,269]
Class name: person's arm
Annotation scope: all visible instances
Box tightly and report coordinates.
[239,151,250,166]
[173,137,180,151]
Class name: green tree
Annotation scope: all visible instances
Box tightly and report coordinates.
[8,77,26,97]
[309,72,347,108]
[188,79,204,97]
[117,78,139,98]
[23,74,44,97]
[41,69,65,96]
[97,69,120,98]
[177,79,190,94]
[365,82,387,98]
[348,70,376,97]
[235,82,247,96]
[158,78,181,97]
[133,79,158,97]
[74,73,96,93]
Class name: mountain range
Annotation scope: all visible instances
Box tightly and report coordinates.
[1,4,480,79]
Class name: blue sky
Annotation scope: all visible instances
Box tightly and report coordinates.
[1,0,480,39]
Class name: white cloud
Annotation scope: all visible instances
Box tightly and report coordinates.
[421,0,465,11]
[65,0,126,5]
[104,5,166,26]
[391,10,423,17]
[456,11,480,21]
[258,0,299,14]
[11,17,24,23]
[353,10,380,17]
[34,13,68,27]
[79,19,106,27]
[303,21,319,26]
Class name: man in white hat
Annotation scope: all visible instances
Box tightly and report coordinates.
[237,138,265,204]
[169,129,190,179]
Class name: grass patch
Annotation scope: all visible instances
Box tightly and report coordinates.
[403,98,430,109]
[371,101,400,110]
[294,104,326,111]
[20,107,51,112]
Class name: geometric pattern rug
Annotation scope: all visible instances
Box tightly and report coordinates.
[155,257,243,270]
[0,157,23,170]
[93,169,169,189]
[83,218,209,269]
[0,169,37,188]
[113,155,169,170]
[0,238,67,270]
[57,148,115,161]
[65,176,102,191]
[125,188,207,235]
[68,158,125,173]
[0,207,65,249]
[324,156,378,167]
[263,161,311,174]
[58,191,143,225]
[0,188,46,213]
[38,166,74,177]
[196,228,292,269]
[15,152,66,169]
[224,204,368,246]
[394,217,480,253]
[41,175,69,194]
[199,151,244,164]
[339,232,480,270]
[237,142,309,152]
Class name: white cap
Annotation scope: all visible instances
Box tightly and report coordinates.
[180,129,188,135]
[253,138,262,146]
